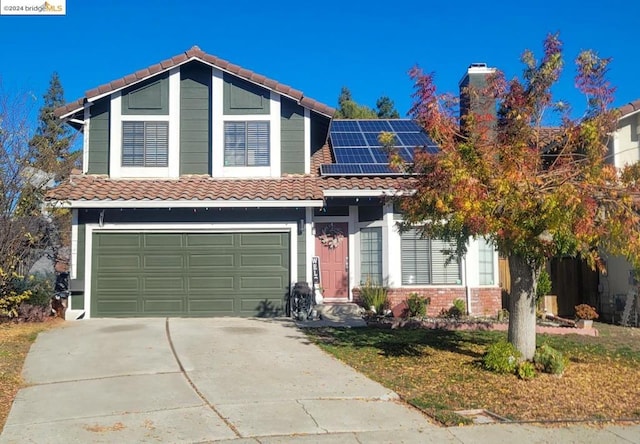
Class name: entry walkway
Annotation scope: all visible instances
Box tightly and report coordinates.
[1,318,638,443]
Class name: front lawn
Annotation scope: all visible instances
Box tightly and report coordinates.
[306,323,640,426]
[0,319,61,431]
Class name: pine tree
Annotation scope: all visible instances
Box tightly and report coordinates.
[29,72,78,181]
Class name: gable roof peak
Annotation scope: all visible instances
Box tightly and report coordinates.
[55,46,335,119]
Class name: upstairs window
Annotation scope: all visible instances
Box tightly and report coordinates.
[224,121,270,167]
[122,121,168,167]
[401,228,461,285]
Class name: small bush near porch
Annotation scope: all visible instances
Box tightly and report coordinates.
[306,323,640,426]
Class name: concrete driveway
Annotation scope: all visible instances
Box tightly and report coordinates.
[2,318,640,444]
[0,318,443,443]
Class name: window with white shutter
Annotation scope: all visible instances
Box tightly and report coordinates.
[224,121,270,166]
[401,228,461,285]
[122,121,168,167]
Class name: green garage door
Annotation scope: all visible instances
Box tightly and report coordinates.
[91,232,290,317]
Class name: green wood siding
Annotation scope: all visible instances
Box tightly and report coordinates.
[87,99,110,175]
[281,98,305,174]
[223,73,270,115]
[180,63,211,174]
[310,112,330,156]
[71,223,86,310]
[91,232,289,317]
[121,73,169,115]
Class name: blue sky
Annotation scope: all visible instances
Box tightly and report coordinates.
[1,0,638,121]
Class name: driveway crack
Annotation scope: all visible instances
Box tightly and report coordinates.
[296,399,328,433]
[164,317,242,438]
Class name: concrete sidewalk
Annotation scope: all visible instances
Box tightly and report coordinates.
[0,318,638,443]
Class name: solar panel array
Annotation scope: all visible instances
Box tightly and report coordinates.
[323,119,438,176]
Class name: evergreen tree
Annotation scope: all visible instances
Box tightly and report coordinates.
[335,87,377,119]
[29,72,78,181]
[376,96,400,118]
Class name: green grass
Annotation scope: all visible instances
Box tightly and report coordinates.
[306,323,640,425]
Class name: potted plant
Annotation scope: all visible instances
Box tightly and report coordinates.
[574,304,599,328]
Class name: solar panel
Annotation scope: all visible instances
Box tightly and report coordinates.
[389,120,421,132]
[320,163,405,176]
[357,120,393,132]
[334,147,376,164]
[327,119,438,176]
[320,164,363,175]
[397,132,431,147]
[369,147,391,163]
[330,132,367,147]
[331,120,361,132]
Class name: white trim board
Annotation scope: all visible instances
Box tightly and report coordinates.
[58,199,324,209]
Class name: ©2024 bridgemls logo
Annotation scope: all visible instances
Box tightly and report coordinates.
[1,0,66,15]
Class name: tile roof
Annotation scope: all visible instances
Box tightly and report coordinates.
[45,175,415,204]
[618,98,640,119]
[55,46,335,119]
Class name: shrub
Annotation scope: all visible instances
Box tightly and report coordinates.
[516,361,536,380]
[12,273,54,308]
[0,268,33,319]
[536,269,552,301]
[574,304,599,320]
[483,340,521,374]
[443,298,466,319]
[534,344,568,375]
[405,293,430,318]
[358,279,388,314]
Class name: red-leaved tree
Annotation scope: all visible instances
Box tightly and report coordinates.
[395,34,640,359]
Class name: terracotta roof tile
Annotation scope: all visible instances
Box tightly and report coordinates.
[618,99,640,118]
[55,46,335,118]
[45,174,413,204]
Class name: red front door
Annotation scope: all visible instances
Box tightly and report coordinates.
[315,222,349,299]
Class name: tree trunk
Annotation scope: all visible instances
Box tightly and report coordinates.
[507,254,540,360]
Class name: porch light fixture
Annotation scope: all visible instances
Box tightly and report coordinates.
[298,219,305,235]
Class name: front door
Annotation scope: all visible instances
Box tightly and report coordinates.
[315,222,349,299]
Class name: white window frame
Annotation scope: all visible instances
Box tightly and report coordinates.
[400,228,462,286]
[223,120,270,167]
[121,121,169,168]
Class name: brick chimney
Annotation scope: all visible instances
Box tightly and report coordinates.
[459,63,497,134]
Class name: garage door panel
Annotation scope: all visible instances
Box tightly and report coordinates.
[93,232,289,317]
[240,253,285,267]
[189,298,235,313]
[240,276,285,289]
[240,233,286,247]
[96,300,139,315]
[240,298,283,313]
[97,276,140,291]
[143,276,185,291]
[96,233,141,248]
[143,299,184,313]
[144,233,183,247]
[144,255,184,268]
[189,276,234,290]
[97,255,141,269]
[188,254,235,267]
[186,233,234,247]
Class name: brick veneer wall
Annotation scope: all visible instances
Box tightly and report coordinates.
[353,286,502,317]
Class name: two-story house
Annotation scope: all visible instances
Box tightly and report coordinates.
[597,99,640,323]
[48,46,501,320]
